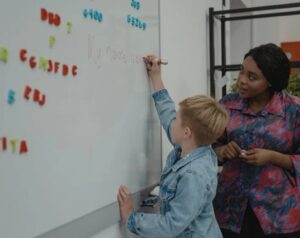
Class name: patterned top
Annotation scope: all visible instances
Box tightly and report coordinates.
[213,91,300,234]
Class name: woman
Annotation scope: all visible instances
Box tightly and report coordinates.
[213,43,300,238]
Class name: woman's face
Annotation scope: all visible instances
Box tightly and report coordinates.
[238,56,270,99]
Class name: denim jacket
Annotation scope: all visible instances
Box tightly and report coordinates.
[127,89,222,238]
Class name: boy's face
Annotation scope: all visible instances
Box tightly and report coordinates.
[171,110,187,145]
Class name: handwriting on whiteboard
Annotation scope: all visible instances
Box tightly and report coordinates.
[87,34,143,69]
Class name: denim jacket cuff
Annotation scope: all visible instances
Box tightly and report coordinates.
[152,89,169,101]
[127,212,138,234]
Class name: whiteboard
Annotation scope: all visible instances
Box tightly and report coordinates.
[0,1,161,237]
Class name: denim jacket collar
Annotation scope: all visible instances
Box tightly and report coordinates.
[171,146,211,172]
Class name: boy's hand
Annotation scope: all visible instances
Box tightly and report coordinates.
[117,185,134,223]
[143,55,161,81]
[143,55,164,92]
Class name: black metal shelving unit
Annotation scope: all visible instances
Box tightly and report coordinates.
[209,2,300,97]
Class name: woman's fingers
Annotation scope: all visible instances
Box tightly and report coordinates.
[224,142,241,159]
[232,142,242,154]
[224,148,235,158]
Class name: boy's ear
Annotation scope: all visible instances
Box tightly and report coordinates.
[184,127,192,138]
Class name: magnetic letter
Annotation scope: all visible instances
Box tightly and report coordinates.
[62,64,68,76]
[19,140,28,154]
[0,47,8,63]
[54,62,60,73]
[7,90,16,105]
[49,36,56,48]
[54,14,61,26]
[66,21,72,33]
[24,86,32,100]
[20,49,27,62]
[2,137,7,151]
[72,65,78,76]
[39,57,48,71]
[33,89,40,102]
[47,60,53,72]
[39,94,46,106]
[41,8,48,21]
[29,56,37,68]
[48,12,54,25]
[10,139,17,153]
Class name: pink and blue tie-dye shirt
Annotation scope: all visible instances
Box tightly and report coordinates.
[213,91,300,235]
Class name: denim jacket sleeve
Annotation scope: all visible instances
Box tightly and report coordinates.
[152,89,176,146]
[127,171,208,238]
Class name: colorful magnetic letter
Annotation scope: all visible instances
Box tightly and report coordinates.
[24,86,32,100]
[2,137,7,151]
[19,140,28,154]
[0,47,8,63]
[7,90,16,105]
[49,36,56,48]
[67,21,72,33]
[11,139,17,153]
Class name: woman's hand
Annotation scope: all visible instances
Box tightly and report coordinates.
[240,149,293,170]
[219,141,241,160]
[239,148,273,166]
[117,185,134,223]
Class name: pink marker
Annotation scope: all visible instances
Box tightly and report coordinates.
[157,59,168,65]
[143,57,168,65]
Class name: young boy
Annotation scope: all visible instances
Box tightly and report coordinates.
[118,55,228,238]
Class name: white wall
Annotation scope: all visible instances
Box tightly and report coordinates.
[251,0,300,45]
[92,0,224,237]
[159,0,225,160]
[229,0,300,57]
[227,0,300,85]
[241,0,252,7]
[228,0,299,76]
[251,0,280,46]
[230,0,252,63]
[280,14,300,42]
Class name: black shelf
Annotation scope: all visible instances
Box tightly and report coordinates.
[209,3,300,97]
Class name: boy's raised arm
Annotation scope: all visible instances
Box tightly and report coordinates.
[143,55,176,146]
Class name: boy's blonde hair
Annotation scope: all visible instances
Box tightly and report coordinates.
[179,95,229,146]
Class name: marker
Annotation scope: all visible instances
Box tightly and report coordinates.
[240,150,246,156]
[157,59,168,65]
[143,57,168,66]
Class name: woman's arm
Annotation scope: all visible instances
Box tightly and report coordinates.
[271,152,293,171]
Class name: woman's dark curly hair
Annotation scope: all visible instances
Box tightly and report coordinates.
[244,43,290,91]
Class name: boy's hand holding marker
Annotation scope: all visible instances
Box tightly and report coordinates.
[143,56,167,74]
[143,55,167,91]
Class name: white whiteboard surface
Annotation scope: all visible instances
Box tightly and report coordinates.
[0,1,161,237]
